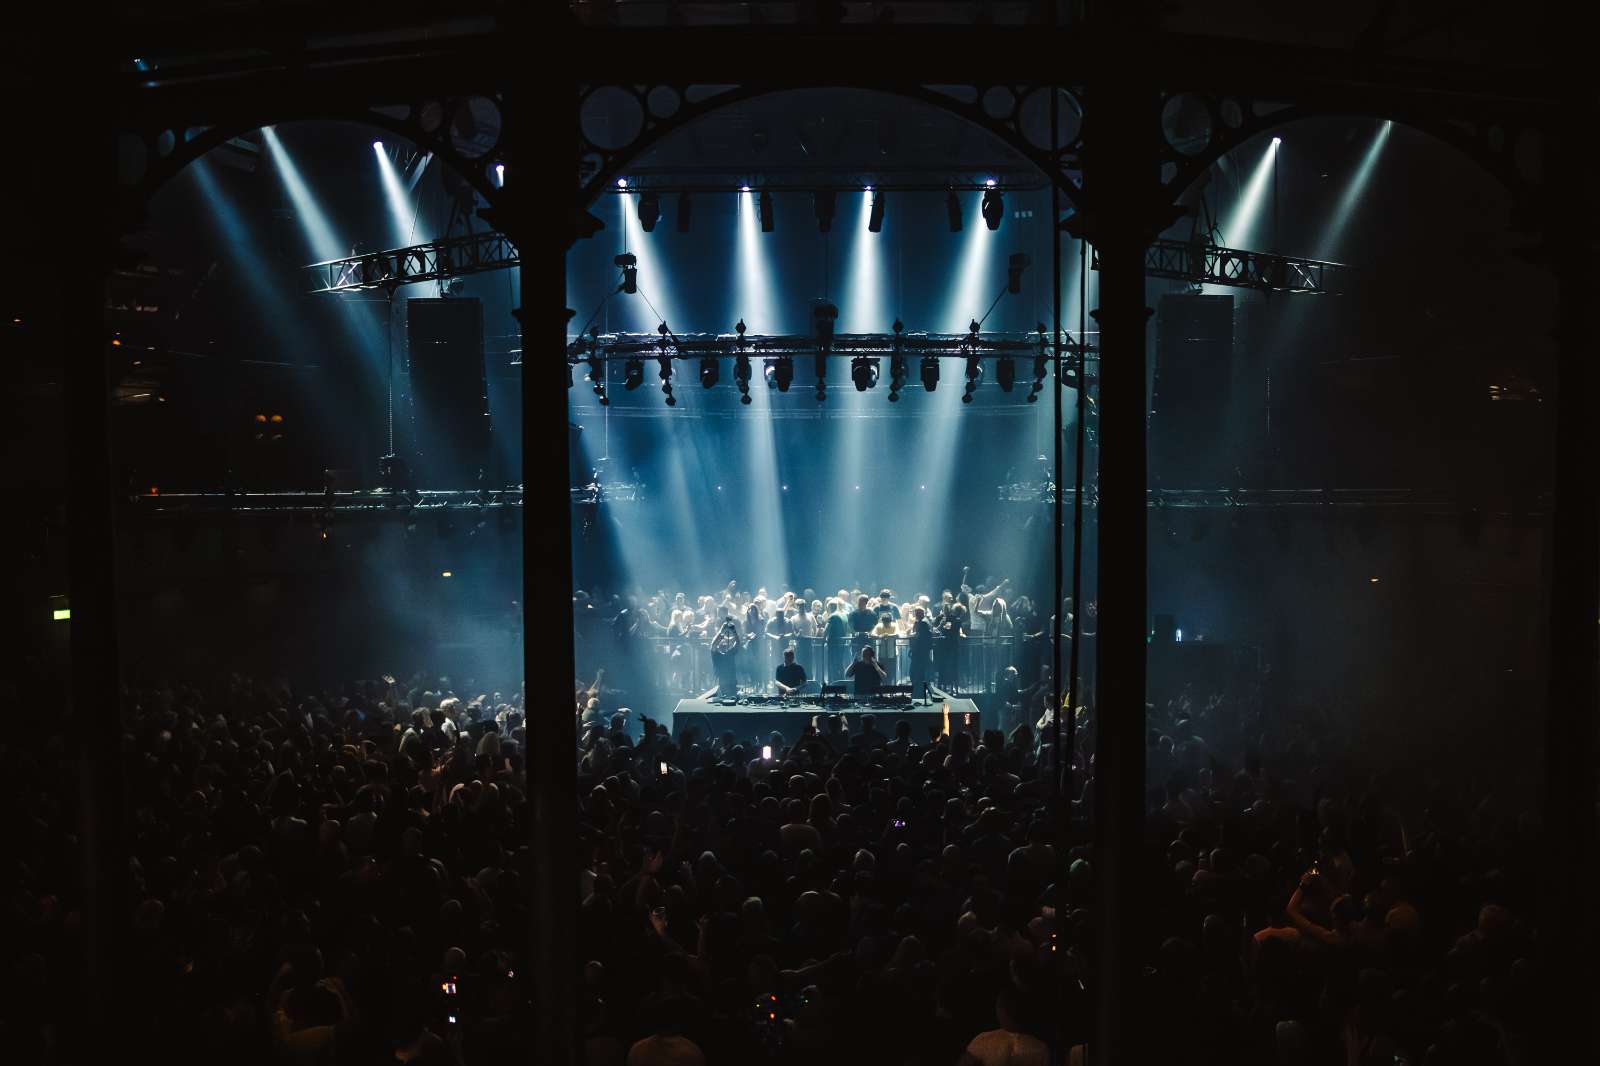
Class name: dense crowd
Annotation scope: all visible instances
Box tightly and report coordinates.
[3,673,532,1065]
[572,573,1068,704]
[0,639,1550,1066]
[576,648,1548,1065]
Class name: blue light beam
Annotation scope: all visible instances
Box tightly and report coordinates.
[260,126,344,262]
[373,141,416,249]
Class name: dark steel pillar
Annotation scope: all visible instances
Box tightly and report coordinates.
[1082,64,1166,1066]
[508,44,580,1065]
[1538,78,1598,1064]
[65,125,131,1057]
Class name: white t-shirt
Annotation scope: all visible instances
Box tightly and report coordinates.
[966,1029,1051,1066]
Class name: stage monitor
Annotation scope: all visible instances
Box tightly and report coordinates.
[407,296,491,489]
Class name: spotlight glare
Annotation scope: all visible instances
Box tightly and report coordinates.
[981,187,1003,231]
[768,357,794,392]
[985,178,997,187]
[741,185,751,193]
[371,137,414,248]
[617,177,628,187]
[638,190,660,232]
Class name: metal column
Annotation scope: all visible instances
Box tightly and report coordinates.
[1084,65,1163,1066]
[65,123,131,1059]
[1538,67,1599,1064]
[515,59,581,1066]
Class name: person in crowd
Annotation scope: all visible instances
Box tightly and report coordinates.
[848,594,878,655]
[845,643,887,698]
[774,648,808,697]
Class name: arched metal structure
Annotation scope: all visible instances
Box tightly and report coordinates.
[115,95,511,226]
[576,81,1086,215]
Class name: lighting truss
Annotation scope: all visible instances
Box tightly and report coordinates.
[1091,239,1344,295]
[606,168,1046,196]
[992,486,1546,513]
[566,330,1078,366]
[125,488,528,515]
[307,231,519,294]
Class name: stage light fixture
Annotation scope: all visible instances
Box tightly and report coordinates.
[623,356,644,390]
[373,140,383,150]
[888,355,907,401]
[981,188,1003,230]
[997,357,1015,392]
[851,356,880,391]
[614,252,638,294]
[587,353,608,405]
[700,356,719,388]
[734,353,752,404]
[921,356,940,391]
[946,190,962,232]
[814,354,828,401]
[813,189,836,232]
[677,192,692,232]
[658,353,675,406]
[638,191,660,232]
[759,190,774,232]
[768,356,794,392]
[1028,353,1048,402]
[963,354,983,403]
[868,191,885,233]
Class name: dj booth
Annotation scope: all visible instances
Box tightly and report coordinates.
[662,686,982,744]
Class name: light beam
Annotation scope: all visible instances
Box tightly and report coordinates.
[260,125,343,262]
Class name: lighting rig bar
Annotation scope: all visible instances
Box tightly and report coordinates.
[124,488,523,516]
[610,174,1047,194]
[1092,239,1344,295]
[306,231,518,294]
[995,485,1548,513]
[565,331,1084,360]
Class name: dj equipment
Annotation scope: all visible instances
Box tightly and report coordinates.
[661,690,980,741]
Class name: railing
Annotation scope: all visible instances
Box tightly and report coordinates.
[621,633,1034,697]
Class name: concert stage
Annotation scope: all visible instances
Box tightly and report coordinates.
[662,689,982,744]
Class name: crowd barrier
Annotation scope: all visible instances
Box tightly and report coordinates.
[631,632,1033,696]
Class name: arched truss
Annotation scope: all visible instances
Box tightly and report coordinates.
[114,94,510,222]
[1155,90,1549,212]
[576,82,1088,215]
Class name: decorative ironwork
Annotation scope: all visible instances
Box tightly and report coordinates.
[577,82,1086,215]
[307,231,519,294]
[1156,91,1547,216]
